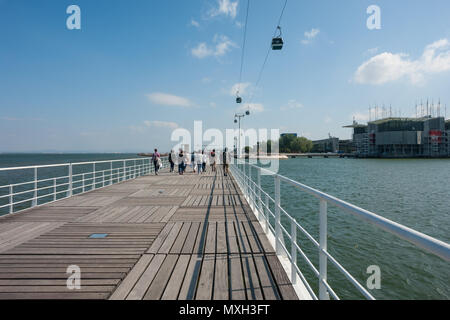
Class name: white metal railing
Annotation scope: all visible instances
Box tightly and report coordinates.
[230,159,450,300]
[0,157,169,215]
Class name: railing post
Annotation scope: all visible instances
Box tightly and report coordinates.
[32,167,37,207]
[53,178,57,201]
[291,219,297,284]
[319,199,330,300]
[274,175,281,255]
[9,185,13,214]
[93,163,96,189]
[102,170,105,187]
[110,161,113,184]
[248,165,251,201]
[134,160,136,178]
[265,194,269,234]
[68,164,73,197]
[123,161,125,181]
[82,173,85,193]
[257,168,262,219]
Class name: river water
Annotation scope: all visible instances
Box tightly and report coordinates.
[258,158,449,300]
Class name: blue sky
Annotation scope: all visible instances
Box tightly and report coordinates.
[1,0,450,152]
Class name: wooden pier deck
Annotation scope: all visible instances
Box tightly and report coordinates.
[0,167,298,300]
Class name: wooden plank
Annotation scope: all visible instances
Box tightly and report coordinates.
[240,254,263,300]
[143,254,179,300]
[234,220,251,254]
[213,254,228,300]
[126,254,166,300]
[251,220,275,253]
[0,286,115,293]
[161,255,191,300]
[109,254,154,300]
[178,254,202,300]
[229,254,245,300]
[266,254,298,300]
[216,222,227,254]
[0,279,119,286]
[227,221,239,254]
[253,254,279,300]
[195,254,215,300]
[181,222,200,254]
[157,222,182,254]
[0,292,109,299]
[204,222,216,254]
[241,220,262,254]
[147,223,175,254]
[169,223,191,254]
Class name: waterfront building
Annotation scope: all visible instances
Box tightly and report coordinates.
[281,133,298,138]
[344,116,449,158]
[311,136,339,153]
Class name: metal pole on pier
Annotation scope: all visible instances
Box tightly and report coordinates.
[319,199,330,300]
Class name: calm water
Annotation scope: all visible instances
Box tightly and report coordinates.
[258,158,449,300]
[0,154,448,299]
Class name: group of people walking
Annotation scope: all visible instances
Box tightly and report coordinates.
[159,148,231,176]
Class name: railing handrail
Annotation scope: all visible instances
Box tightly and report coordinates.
[0,156,169,216]
[0,157,165,172]
[230,158,450,300]
[235,159,450,262]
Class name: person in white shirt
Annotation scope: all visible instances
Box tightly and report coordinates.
[195,151,203,174]
[183,151,190,174]
[201,150,208,173]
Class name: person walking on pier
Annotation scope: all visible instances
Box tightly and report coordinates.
[210,149,216,172]
[183,150,189,174]
[178,149,185,175]
[202,150,207,173]
[222,148,230,176]
[195,150,202,175]
[169,150,175,173]
[191,152,196,173]
[152,149,161,175]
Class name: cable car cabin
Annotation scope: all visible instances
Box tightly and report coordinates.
[236,97,242,104]
[272,37,283,50]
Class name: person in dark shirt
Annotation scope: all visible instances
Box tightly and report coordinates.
[168,150,175,173]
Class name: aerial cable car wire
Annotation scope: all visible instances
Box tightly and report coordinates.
[246,0,288,107]
[236,0,251,104]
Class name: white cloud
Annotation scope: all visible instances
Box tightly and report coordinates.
[230,82,251,96]
[202,77,212,83]
[324,116,332,124]
[191,43,213,58]
[144,120,179,129]
[237,103,264,113]
[209,0,238,19]
[147,92,192,107]
[191,35,237,59]
[354,39,450,85]
[190,19,200,28]
[280,99,303,111]
[301,28,320,45]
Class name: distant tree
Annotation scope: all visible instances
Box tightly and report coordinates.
[279,134,296,153]
[280,136,313,153]
[244,146,252,154]
[298,137,313,153]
